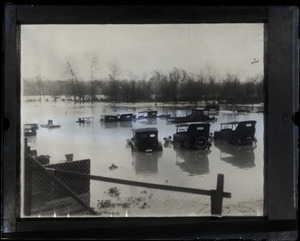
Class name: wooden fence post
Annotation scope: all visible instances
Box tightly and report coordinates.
[24,138,32,216]
[211,174,225,215]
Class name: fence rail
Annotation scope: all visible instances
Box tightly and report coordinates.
[25,149,231,216]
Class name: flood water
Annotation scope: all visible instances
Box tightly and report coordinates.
[21,99,264,217]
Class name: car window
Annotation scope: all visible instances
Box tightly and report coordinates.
[177,126,188,133]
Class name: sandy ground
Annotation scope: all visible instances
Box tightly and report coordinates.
[92,185,263,217]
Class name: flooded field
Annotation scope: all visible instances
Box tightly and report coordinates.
[21,99,264,217]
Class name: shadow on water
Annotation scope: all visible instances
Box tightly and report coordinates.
[214,141,256,169]
[174,147,210,176]
[131,150,162,175]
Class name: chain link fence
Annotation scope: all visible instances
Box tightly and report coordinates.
[24,142,93,217]
[24,139,230,217]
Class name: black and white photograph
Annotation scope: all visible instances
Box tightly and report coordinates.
[21,23,265,217]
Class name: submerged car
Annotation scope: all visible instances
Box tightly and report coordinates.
[76,117,94,124]
[118,113,134,121]
[127,127,163,152]
[24,123,39,137]
[213,120,257,145]
[137,110,158,118]
[172,123,212,150]
[100,115,119,122]
[167,108,216,123]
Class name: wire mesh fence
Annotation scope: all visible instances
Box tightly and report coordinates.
[24,146,93,216]
[24,138,231,217]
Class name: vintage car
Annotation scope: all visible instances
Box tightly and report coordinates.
[76,117,93,124]
[100,115,119,122]
[118,113,134,121]
[137,110,158,118]
[24,123,39,136]
[167,108,216,123]
[127,127,163,152]
[213,120,257,145]
[172,123,212,150]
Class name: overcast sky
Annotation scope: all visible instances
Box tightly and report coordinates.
[21,24,264,82]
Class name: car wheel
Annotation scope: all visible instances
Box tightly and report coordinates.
[157,143,163,151]
[195,137,207,150]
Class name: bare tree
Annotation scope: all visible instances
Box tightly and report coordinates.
[85,53,99,102]
[65,59,84,103]
[107,62,121,81]
[36,74,46,102]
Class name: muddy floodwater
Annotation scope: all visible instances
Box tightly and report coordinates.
[21,99,264,217]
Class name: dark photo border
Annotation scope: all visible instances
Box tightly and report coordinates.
[2,5,299,239]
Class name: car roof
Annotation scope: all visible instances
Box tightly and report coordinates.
[176,122,210,127]
[133,127,158,132]
[138,110,157,113]
[220,120,257,125]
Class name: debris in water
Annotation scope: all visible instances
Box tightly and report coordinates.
[109,163,118,170]
[97,199,115,208]
[107,187,121,198]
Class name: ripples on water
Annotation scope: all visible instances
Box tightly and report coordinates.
[22,101,264,216]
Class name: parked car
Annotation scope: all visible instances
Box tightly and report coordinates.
[137,110,158,118]
[100,115,118,122]
[127,127,163,152]
[172,123,212,150]
[24,123,39,137]
[167,108,216,123]
[76,117,94,124]
[213,120,257,145]
[118,113,134,121]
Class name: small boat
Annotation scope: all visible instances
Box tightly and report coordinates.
[100,115,119,122]
[40,120,61,128]
[76,117,94,123]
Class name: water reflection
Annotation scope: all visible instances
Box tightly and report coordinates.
[214,142,256,169]
[26,135,37,145]
[131,150,162,175]
[119,121,133,128]
[174,147,210,176]
[100,122,119,128]
[22,101,264,214]
[134,118,157,125]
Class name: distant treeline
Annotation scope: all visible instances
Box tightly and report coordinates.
[23,68,264,104]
